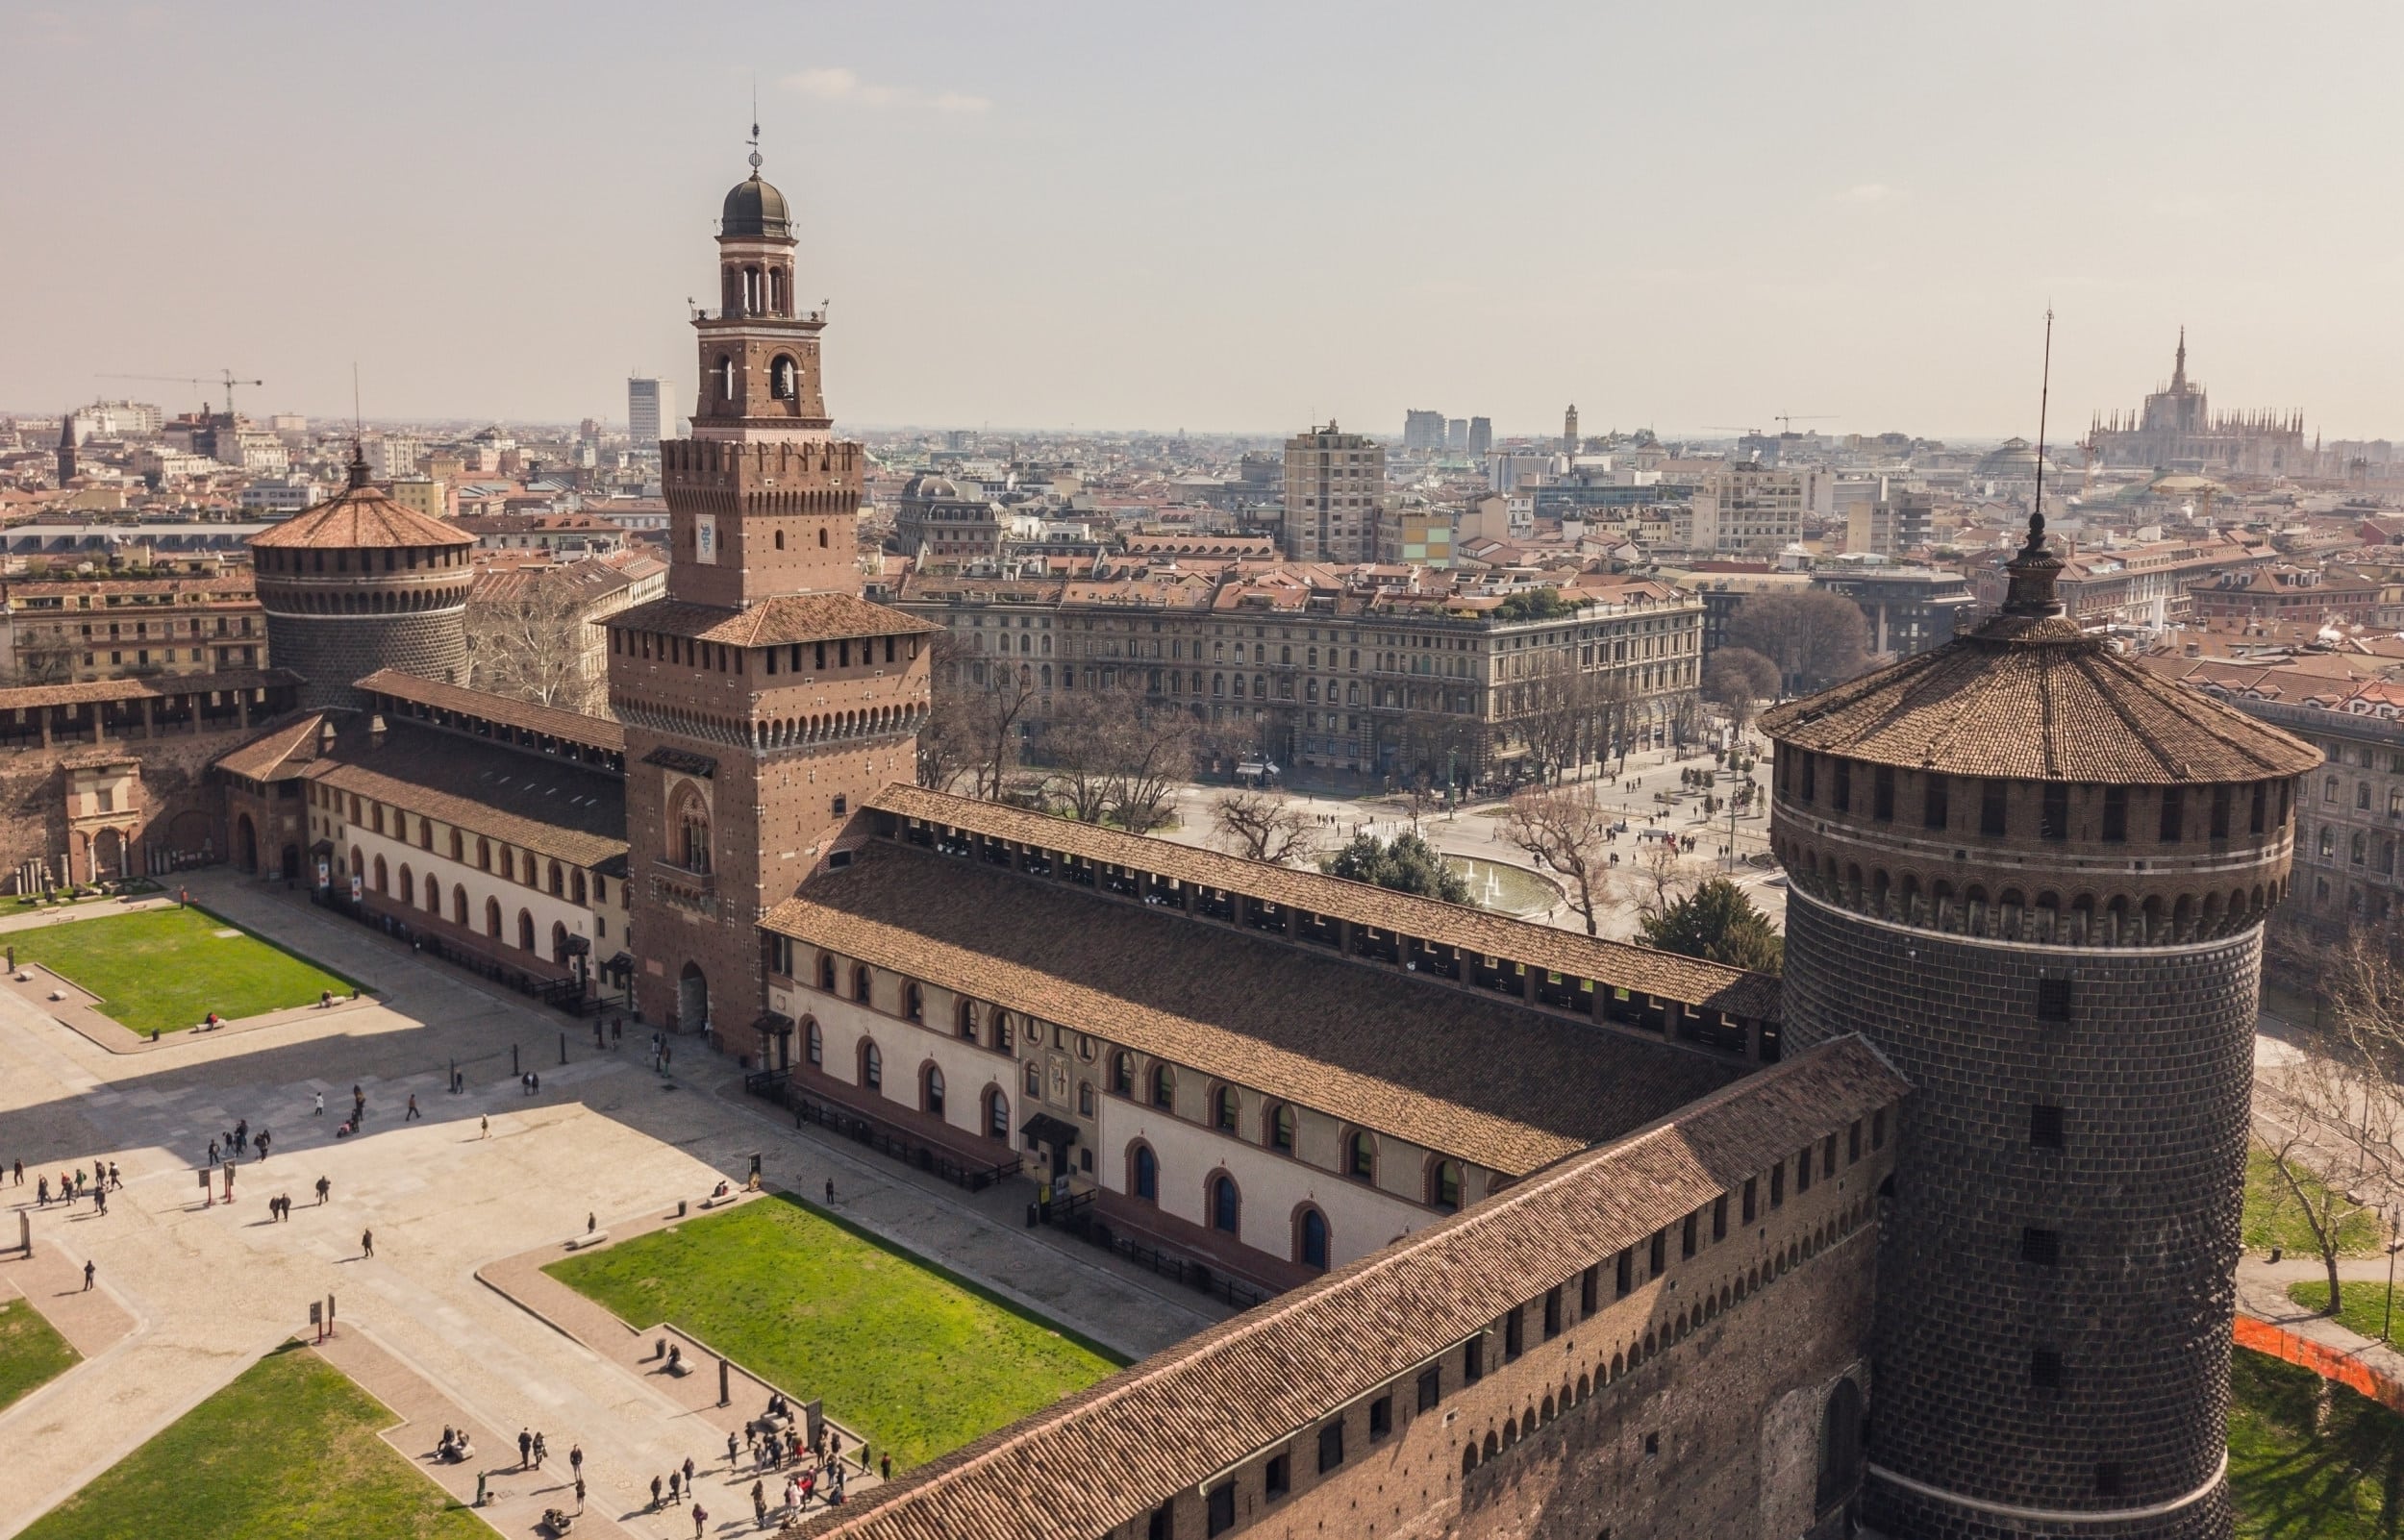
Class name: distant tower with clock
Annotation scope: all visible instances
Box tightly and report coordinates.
[607,138,933,1053]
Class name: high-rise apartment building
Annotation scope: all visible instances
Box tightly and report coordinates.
[1401,410,1444,453]
[1687,462,1807,557]
[1444,418,1469,453]
[627,377,675,452]
[1280,423,1386,562]
[1467,416,1492,456]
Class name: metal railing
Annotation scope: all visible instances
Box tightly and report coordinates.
[746,1076,1023,1194]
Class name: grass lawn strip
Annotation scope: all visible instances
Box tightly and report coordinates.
[5,906,355,1035]
[16,1341,481,1540]
[2243,1146,2384,1259]
[546,1194,1122,1469]
[2229,1345,2404,1537]
[2284,1279,2404,1343]
[0,1296,79,1413]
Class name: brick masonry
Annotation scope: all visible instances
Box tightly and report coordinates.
[1784,889,2250,1540]
[264,608,467,712]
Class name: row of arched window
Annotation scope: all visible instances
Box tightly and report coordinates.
[1775,833,2283,947]
[326,785,599,907]
[1122,1142,1335,1272]
[357,847,580,964]
[794,1015,1014,1145]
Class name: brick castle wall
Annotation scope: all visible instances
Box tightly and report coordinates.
[1784,890,2248,1539]
[264,609,467,711]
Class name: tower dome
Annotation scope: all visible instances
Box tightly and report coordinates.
[1762,513,2318,1538]
[721,173,790,239]
[247,453,477,710]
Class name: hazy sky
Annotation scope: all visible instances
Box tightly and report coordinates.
[7,1,2402,440]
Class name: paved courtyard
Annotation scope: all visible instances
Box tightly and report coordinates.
[0,869,1220,1539]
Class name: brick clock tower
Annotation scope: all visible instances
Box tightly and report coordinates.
[1765,516,2319,1540]
[609,149,933,1055]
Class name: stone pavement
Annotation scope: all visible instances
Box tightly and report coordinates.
[0,1237,135,1360]
[2236,1254,2404,1387]
[0,864,1217,1538]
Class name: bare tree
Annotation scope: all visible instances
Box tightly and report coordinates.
[1040,692,1118,823]
[1626,836,1695,919]
[1703,647,1782,731]
[463,567,601,712]
[1210,787,1319,866]
[1106,700,1198,834]
[1499,785,1619,936]
[933,652,1042,801]
[1725,590,1868,696]
[1515,652,1590,785]
[2257,933,2404,1316]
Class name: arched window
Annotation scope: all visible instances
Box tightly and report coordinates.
[547,860,563,897]
[1078,1080,1094,1116]
[348,845,363,881]
[774,529,785,551]
[372,855,388,893]
[805,1018,822,1065]
[1209,1174,1240,1236]
[715,356,736,400]
[476,837,490,870]
[817,953,836,991]
[453,885,468,925]
[484,897,502,938]
[1213,1086,1239,1132]
[398,862,413,901]
[1023,1060,1040,1096]
[1267,1102,1295,1153]
[956,999,978,1042]
[675,789,711,874]
[770,355,798,400]
[1346,1130,1376,1182]
[992,1011,1014,1051]
[853,965,872,1004]
[986,1087,1009,1140]
[571,871,587,906]
[1112,1052,1135,1096]
[905,982,924,1022]
[861,1041,883,1092]
[450,829,464,861]
[1151,1063,1175,1110]
[1430,1159,1463,1213]
[1131,1143,1159,1203]
[818,528,829,548]
[923,1064,946,1118]
[1297,1206,1330,1271]
[517,909,535,952]
[1816,1379,1866,1514]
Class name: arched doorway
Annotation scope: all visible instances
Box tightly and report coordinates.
[92,827,125,882]
[551,921,570,963]
[678,961,709,1034]
[236,814,258,874]
[1816,1377,1866,1517]
[279,843,300,881]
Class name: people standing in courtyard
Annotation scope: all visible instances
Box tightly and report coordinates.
[518,1428,532,1468]
[360,1227,373,1258]
[668,1470,681,1504]
[752,1479,766,1528]
[570,1442,583,1479]
[315,1175,330,1205]
[533,1431,547,1468]
[480,1114,489,1139]
[650,1474,663,1509]
[682,1453,695,1491]
[313,1091,324,1117]
[574,1474,586,1514]
[34,1176,45,1206]
[404,1094,420,1121]
[690,1503,707,1537]
[207,1139,218,1166]
[81,1259,92,1291]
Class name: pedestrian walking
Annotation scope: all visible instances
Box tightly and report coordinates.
[668,1470,681,1504]
[35,1177,46,1206]
[253,1131,267,1160]
[533,1431,547,1468]
[405,1094,421,1122]
[824,1177,835,1204]
[360,1227,374,1258]
[480,1114,489,1139]
[691,1503,707,1538]
[11,1159,19,1185]
[683,1453,695,1489]
[107,1161,119,1188]
[81,1259,93,1291]
[518,1428,533,1469]
[651,1475,663,1509]
[729,1431,741,1467]
[207,1139,219,1166]
[574,1474,587,1514]
[753,1479,766,1528]
[570,1443,583,1478]
[315,1175,331,1205]
[313,1092,324,1117]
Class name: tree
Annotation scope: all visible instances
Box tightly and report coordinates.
[1039,692,1118,823]
[1500,786,1618,935]
[2256,933,2404,1318]
[1702,647,1782,730]
[931,649,1041,801]
[1320,832,1470,904]
[1106,702,1198,834]
[1626,837,1694,918]
[1210,787,1319,866]
[1039,690,1197,832]
[915,633,977,792]
[1725,590,1869,696]
[463,566,601,712]
[1637,877,1784,973]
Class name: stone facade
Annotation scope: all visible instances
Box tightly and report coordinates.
[262,607,468,713]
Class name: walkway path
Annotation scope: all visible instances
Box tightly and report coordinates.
[2235,1254,2404,1412]
[0,865,1215,1538]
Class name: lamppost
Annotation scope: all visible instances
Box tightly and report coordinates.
[2386,1213,2401,1345]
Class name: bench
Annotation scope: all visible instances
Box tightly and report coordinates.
[563,1230,609,1251]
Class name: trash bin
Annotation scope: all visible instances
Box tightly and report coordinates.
[1026,1203,1039,1229]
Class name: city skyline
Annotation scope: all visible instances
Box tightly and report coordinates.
[5,2,2401,439]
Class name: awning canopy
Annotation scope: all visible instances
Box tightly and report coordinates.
[1020,1113,1081,1147]
[750,1010,793,1037]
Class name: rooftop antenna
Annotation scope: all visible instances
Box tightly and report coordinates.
[348,363,369,490]
[2032,306,2053,540]
[749,76,763,175]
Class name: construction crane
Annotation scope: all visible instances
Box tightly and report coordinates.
[93,370,263,417]
[1772,412,1835,433]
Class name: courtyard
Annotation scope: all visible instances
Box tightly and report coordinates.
[546,1195,1122,1469]
[0,1295,77,1413]
[1,904,356,1035]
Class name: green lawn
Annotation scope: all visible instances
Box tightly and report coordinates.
[2230,1346,2404,1537]
[2287,1279,2404,1344]
[2,907,355,1034]
[545,1194,1123,1469]
[18,1341,481,1540]
[0,1297,78,1412]
[2245,1146,2386,1259]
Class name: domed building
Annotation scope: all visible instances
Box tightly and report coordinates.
[891,469,1003,564]
[248,454,477,710]
[1764,513,2318,1539]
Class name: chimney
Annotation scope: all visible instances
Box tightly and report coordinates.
[368,713,388,751]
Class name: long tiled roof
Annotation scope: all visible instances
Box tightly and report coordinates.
[248,483,474,551]
[213,712,327,782]
[611,594,937,647]
[355,669,626,755]
[304,721,627,869]
[1762,614,2321,783]
[866,785,1779,1019]
[766,841,1741,1175]
[785,1035,1905,1540]
[0,667,300,711]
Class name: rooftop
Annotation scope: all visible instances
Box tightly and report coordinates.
[611,593,937,648]
[248,477,475,553]
[353,669,626,758]
[304,718,627,872]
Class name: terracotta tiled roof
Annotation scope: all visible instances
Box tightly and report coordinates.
[213,712,328,782]
[248,484,474,551]
[785,1035,1905,1540]
[865,786,1779,1019]
[1761,613,2320,783]
[611,594,937,647]
[768,842,1742,1174]
[0,667,299,711]
[305,721,627,870]
[355,669,625,755]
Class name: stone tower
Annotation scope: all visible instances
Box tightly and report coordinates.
[1763,514,2319,1540]
[247,453,476,711]
[608,150,932,1052]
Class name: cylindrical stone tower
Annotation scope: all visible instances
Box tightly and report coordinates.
[249,456,477,711]
[1762,515,2319,1540]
